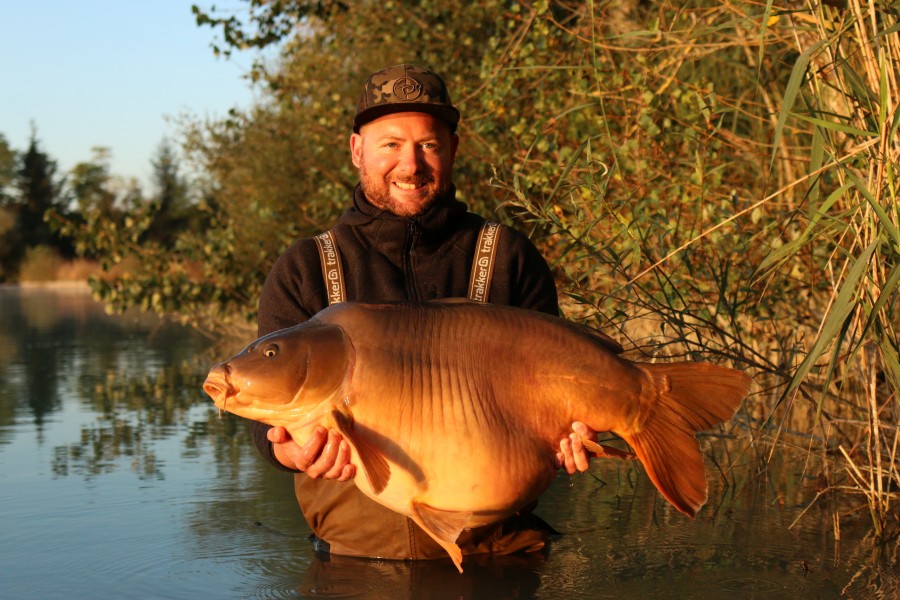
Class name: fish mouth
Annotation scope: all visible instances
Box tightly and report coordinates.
[202,363,235,409]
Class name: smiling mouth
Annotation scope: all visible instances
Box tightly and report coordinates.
[393,179,430,191]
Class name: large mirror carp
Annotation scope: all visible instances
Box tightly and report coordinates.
[203,300,751,572]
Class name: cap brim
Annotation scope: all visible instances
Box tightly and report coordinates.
[353,103,460,133]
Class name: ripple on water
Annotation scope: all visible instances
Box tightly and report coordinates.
[296,580,377,598]
[719,576,783,593]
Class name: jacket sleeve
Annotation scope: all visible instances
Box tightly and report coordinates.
[249,420,301,473]
[513,235,559,316]
[256,254,314,336]
[252,240,322,470]
[495,225,560,317]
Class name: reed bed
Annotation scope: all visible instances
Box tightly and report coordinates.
[491,0,899,536]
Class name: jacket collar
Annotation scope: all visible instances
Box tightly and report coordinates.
[336,184,470,256]
[340,184,468,235]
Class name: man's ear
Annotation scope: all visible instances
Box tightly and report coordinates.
[350,133,363,168]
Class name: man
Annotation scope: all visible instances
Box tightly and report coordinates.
[252,64,595,560]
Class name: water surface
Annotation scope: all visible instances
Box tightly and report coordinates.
[0,286,895,598]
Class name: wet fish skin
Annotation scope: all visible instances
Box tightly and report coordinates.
[203,300,751,572]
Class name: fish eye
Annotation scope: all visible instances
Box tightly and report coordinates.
[262,344,279,358]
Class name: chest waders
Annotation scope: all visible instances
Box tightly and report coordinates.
[313,221,502,306]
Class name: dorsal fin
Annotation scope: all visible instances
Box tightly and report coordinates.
[429,297,475,306]
[566,320,624,354]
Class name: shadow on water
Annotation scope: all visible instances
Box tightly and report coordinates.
[0,286,897,599]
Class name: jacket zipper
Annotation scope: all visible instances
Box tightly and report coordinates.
[403,219,420,302]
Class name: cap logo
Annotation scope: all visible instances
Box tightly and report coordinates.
[392,77,423,101]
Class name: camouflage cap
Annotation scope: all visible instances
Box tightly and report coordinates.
[353,64,460,133]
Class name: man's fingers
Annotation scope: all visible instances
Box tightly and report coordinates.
[268,426,352,473]
[304,430,341,478]
[570,432,590,472]
[559,437,576,474]
[557,422,594,474]
[337,464,356,481]
[266,425,290,444]
[288,426,325,470]
[322,440,352,479]
[571,421,590,439]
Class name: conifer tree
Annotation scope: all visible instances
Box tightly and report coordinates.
[15,131,70,256]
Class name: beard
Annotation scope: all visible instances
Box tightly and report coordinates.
[358,158,451,218]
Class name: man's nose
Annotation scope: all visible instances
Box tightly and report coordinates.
[397,145,424,172]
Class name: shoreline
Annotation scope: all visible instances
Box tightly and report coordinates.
[1,280,92,291]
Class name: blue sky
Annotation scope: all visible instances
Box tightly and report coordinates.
[1,1,262,189]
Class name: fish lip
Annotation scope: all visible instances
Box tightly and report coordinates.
[203,363,235,408]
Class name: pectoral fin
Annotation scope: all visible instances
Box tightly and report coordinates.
[330,408,391,495]
[410,500,471,573]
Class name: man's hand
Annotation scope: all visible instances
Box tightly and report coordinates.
[268,420,592,478]
[268,425,356,481]
[555,421,595,474]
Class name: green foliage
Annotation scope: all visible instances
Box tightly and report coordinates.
[69,147,120,215]
[0,207,16,281]
[193,0,350,58]
[16,134,68,247]
[56,142,238,334]
[756,0,900,534]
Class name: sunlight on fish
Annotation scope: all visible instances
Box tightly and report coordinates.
[202,300,751,573]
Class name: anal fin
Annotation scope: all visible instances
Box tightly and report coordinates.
[331,408,391,495]
[581,438,637,460]
[410,500,472,573]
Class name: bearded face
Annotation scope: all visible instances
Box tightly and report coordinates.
[350,112,459,217]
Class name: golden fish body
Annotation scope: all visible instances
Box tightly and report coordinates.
[203,300,751,572]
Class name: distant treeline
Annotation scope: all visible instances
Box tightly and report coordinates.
[0,133,202,284]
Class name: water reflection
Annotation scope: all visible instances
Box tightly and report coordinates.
[0,286,897,599]
[295,552,546,599]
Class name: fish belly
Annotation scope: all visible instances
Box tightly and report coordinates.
[344,369,592,522]
[366,455,556,530]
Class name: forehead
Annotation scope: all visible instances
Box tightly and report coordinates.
[359,112,452,138]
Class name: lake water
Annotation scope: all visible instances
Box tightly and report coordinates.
[0,286,896,599]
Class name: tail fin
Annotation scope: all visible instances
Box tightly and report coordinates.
[622,362,751,518]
